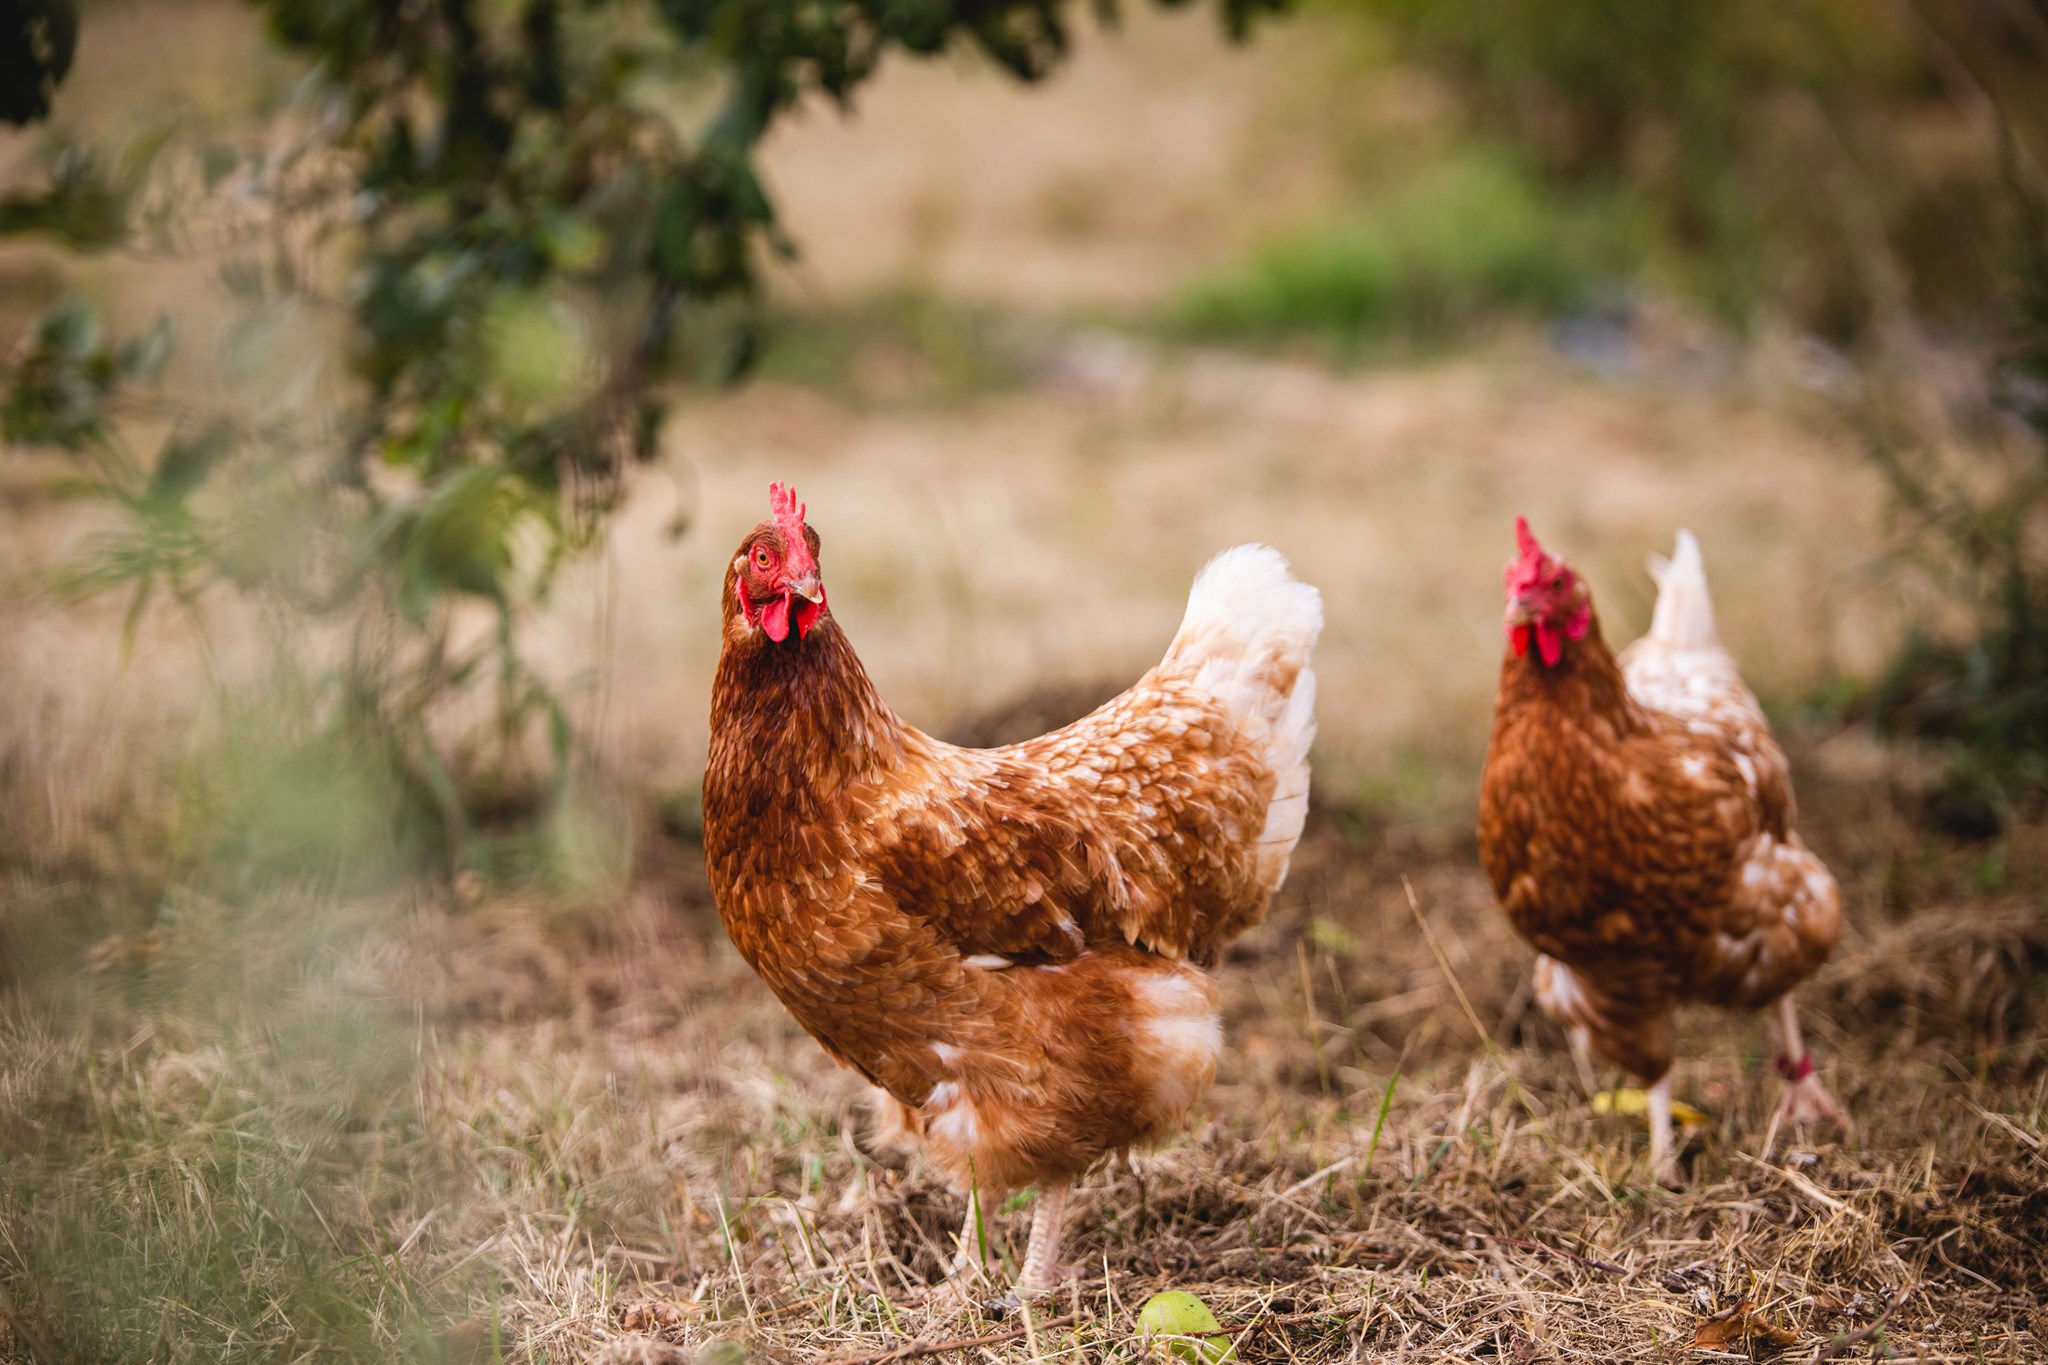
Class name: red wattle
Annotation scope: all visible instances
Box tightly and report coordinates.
[1537,620,1564,667]
[1511,624,1531,658]
[762,592,792,642]
[794,592,825,639]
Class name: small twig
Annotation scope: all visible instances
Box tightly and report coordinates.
[1929,1227,2003,1293]
[1402,877,1508,1074]
[1474,1232,1627,1276]
[1971,1103,2045,1152]
[711,1191,756,1323]
[1735,1154,1874,1223]
[826,1312,1082,1365]
[1275,1155,1357,1204]
[1222,1304,1276,1361]
[1809,1288,1910,1362]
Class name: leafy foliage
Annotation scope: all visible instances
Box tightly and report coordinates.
[0,0,1285,869]
[0,0,77,126]
[1866,171,2048,830]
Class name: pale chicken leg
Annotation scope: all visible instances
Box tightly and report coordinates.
[920,1181,1079,1306]
[1567,1024,1601,1099]
[907,1192,998,1307]
[1016,1181,1076,1296]
[1647,1072,1677,1185]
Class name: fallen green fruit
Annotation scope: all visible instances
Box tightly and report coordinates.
[1137,1290,1236,1363]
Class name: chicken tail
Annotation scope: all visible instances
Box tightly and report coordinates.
[1645,528,1720,650]
[1165,545,1323,890]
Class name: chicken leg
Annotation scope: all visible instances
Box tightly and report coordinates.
[907,1190,998,1308]
[1646,1071,1678,1186]
[949,1188,996,1281]
[1771,995,1851,1133]
[1015,1181,1076,1296]
[1568,1024,1601,1098]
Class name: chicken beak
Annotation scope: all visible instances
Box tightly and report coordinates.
[1504,595,1538,628]
[788,575,824,604]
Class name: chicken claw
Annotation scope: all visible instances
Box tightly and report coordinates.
[1771,995,1852,1136]
[1773,1058,1853,1135]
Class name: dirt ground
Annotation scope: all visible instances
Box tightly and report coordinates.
[3,4,2046,1364]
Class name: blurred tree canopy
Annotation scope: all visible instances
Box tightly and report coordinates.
[0,0,1283,866]
[0,0,76,126]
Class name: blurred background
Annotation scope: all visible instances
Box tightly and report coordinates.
[1,0,2045,1359]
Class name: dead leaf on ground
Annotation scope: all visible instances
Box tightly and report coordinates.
[1591,1087,1711,1128]
[616,1297,702,1334]
[1692,1300,1801,1351]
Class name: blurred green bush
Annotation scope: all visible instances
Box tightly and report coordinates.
[1169,146,1637,355]
[1337,0,2034,341]
[1864,174,2048,830]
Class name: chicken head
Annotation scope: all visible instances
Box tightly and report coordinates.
[1503,515,1591,667]
[733,481,828,642]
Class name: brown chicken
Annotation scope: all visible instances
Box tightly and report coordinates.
[1477,518,1848,1179]
[703,483,1322,1296]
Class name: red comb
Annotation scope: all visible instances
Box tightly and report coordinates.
[1505,515,1551,592]
[767,480,817,575]
[769,480,805,531]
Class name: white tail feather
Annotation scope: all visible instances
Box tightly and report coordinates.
[1645,528,1719,650]
[1164,545,1323,890]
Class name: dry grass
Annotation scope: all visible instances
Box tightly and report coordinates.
[15,754,2040,1363]
[66,776,2029,1365]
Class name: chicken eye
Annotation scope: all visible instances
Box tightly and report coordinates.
[1551,574,1565,590]
[753,547,772,570]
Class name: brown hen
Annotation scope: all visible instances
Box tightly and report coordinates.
[1478,518,1848,1180]
[703,483,1322,1296]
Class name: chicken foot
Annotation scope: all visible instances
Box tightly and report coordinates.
[1771,994,1852,1134]
[913,1182,1079,1309]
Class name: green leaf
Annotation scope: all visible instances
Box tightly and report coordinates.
[117,314,175,380]
[117,571,155,663]
[539,212,606,273]
[150,421,233,505]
